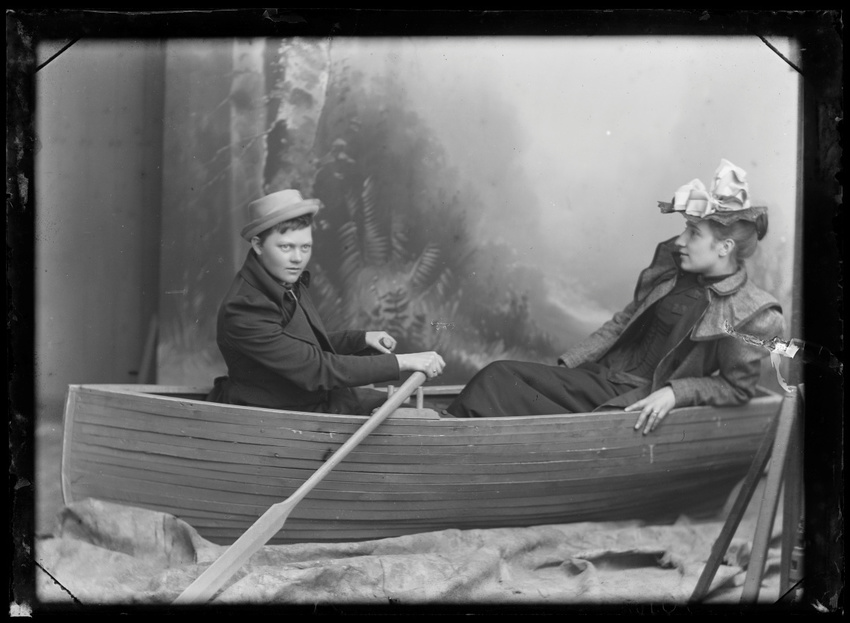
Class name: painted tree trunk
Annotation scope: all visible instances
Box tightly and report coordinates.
[229,38,267,273]
[263,38,330,195]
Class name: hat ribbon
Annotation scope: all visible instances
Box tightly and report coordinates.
[671,159,751,219]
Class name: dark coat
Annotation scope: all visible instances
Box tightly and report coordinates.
[558,238,785,409]
[208,250,400,411]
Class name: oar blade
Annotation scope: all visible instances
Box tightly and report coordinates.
[173,500,295,605]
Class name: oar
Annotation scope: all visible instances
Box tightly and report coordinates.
[173,371,427,605]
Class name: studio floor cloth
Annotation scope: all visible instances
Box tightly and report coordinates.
[33,497,786,608]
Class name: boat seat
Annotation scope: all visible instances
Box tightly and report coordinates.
[389,407,442,420]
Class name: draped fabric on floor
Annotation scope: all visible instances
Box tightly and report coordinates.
[35,498,783,606]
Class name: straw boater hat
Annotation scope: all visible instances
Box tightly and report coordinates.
[241,189,321,241]
[658,158,768,228]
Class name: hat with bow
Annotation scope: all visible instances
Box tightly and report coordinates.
[658,159,768,226]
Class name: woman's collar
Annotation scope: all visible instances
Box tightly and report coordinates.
[702,267,748,296]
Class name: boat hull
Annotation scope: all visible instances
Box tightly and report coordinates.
[61,384,780,544]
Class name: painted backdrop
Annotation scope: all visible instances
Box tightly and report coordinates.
[157,36,799,388]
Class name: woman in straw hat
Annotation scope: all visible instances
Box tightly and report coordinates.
[207,189,446,414]
[445,159,785,434]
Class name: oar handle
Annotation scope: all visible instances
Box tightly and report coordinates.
[173,371,427,605]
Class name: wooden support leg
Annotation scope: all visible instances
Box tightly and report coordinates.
[740,390,800,603]
[779,387,804,601]
[689,407,781,602]
[779,393,804,598]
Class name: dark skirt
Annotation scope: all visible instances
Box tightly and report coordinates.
[445,360,639,418]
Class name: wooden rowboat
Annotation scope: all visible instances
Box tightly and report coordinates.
[61,382,782,545]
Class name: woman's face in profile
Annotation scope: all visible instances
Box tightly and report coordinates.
[674,221,729,276]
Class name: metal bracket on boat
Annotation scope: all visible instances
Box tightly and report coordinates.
[722,322,794,393]
[723,322,843,394]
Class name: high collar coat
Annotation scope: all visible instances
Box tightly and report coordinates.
[558,237,785,409]
[209,250,399,411]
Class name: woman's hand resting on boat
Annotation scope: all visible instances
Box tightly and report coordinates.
[626,386,676,435]
[396,352,446,380]
[366,331,397,353]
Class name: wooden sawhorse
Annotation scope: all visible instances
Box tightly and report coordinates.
[690,386,805,604]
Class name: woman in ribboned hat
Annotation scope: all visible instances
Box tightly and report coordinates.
[207,189,446,414]
[445,159,785,434]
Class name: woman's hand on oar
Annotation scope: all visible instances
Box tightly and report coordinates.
[172,371,427,605]
[396,351,446,381]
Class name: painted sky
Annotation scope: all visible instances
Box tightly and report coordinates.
[331,36,799,333]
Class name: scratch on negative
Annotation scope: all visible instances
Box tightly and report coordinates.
[378,557,389,597]
[649,444,655,464]
[35,559,83,604]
